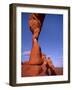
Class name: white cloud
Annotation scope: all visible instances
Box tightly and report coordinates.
[22,51,30,56]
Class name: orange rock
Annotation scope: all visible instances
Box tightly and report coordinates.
[21,63,42,77]
[21,61,49,77]
[47,57,53,68]
[29,14,45,37]
[39,62,48,76]
[41,53,47,62]
[47,57,57,75]
[29,39,43,65]
[28,14,45,65]
[21,13,59,76]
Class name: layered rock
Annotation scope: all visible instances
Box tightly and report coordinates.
[22,64,42,77]
[29,13,45,65]
[28,13,45,40]
[47,57,57,75]
[21,13,57,77]
[21,57,57,77]
[29,39,43,65]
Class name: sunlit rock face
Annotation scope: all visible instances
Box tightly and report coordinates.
[21,64,42,77]
[29,14,45,65]
[21,57,57,77]
[21,13,57,77]
[47,57,57,75]
[28,14,45,39]
[29,38,43,65]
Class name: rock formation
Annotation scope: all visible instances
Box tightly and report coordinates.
[21,13,58,77]
[22,64,42,77]
[29,13,45,65]
[47,57,57,75]
[21,56,57,76]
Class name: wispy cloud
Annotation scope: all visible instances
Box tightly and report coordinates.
[22,51,30,56]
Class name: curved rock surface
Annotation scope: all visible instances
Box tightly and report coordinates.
[21,13,59,77]
[29,14,45,65]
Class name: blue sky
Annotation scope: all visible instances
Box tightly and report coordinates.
[21,13,63,67]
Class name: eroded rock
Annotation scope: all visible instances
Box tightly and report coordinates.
[29,14,45,65]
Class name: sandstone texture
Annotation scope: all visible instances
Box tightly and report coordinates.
[21,57,61,77]
[22,64,42,77]
[29,14,45,65]
[21,13,61,77]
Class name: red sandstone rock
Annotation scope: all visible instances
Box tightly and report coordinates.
[29,14,45,65]
[47,57,57,75]
[29,14,45,39]
[41,53,48,64]
[47,57,53,68]
[21,63,62,77]
[21,13,58,77]
[21,63,42,77]
[29,39,43,65]
[21,61,48,77]
[21,56,58,77]
[39,62,48,76]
